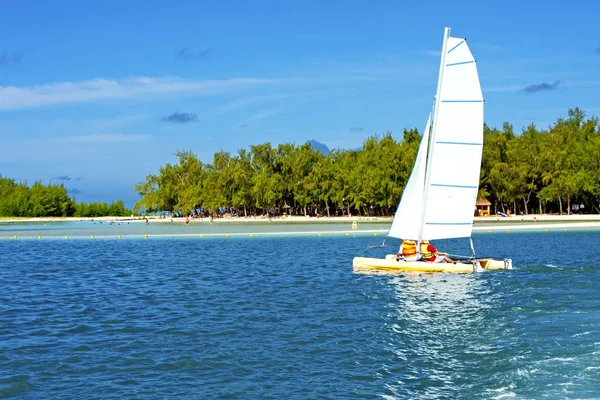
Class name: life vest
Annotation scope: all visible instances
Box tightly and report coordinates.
[420,242,435,261]
[401,240,417,258]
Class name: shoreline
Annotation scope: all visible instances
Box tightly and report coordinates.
[2,214,600,232]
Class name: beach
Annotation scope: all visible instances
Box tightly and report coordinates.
[3,213,600,232]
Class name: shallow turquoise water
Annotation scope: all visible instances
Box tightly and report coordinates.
[1,229,599,399]
[0,219,389,239]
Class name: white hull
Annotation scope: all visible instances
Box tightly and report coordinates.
[353,254,512,274]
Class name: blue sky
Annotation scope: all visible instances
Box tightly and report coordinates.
[1,0,599,207]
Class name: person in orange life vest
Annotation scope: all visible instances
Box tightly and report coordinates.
[397,239,420,261]
[420,240,454,263]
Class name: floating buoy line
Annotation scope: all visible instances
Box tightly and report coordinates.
[3,225,600,240]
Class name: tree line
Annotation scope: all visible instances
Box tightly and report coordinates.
[134,108,599,217]
[0,177,131,218]
[2,107,597,218]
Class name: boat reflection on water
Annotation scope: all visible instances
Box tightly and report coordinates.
[374,273,501,398]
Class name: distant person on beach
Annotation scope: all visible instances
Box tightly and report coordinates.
[420,240,454,263]
[145,218,149,225]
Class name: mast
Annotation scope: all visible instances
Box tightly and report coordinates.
[418,27,450,245]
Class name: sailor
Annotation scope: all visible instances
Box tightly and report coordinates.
[420,240,455,263]
[397,239,420,261]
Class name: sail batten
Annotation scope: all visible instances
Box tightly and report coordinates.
[431,184,478,188]
[436,141,482,145]
[447,40,464,53]
[446,61,474,67]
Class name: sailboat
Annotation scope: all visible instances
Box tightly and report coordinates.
[353,27,512,273]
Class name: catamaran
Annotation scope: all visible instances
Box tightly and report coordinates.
[353,27,512,273]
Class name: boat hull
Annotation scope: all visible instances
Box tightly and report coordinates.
[478,258,512,270]
[352,254,512,274]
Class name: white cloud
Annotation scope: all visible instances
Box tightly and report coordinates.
[0,76,298,111]
[212,94,294,116]
[483,84,524,93]
[86,114,148,132]
[0,133,153,164]
[475,42,504,52]
[565,80,600,88]
[63,133,152,143]
[235,107,285,128]
[246,108,284,122]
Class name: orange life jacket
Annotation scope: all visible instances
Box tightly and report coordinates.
[401,240,417,258]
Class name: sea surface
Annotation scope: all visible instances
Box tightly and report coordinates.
[1,223,599,399]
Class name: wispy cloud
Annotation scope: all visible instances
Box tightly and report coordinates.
[0,76,299,111]
[1,134,151,164]
[213,94,295,116]
[523,81,562,94]
[236,108,284,128]
[426,42,501,58]
[476,42,504,52]
[565,80,600,88]
[246,108,284,124]
[484,84,525,93]
[249,108,284,121]
[349,126,364,132]
[87,114,148,132]
[64,133,152,143]
[0,51,23,68]
[176,47,215,60]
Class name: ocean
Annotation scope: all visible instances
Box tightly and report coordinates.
[1,222,599,399]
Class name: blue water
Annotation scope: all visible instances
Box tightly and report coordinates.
[1,230,599,399]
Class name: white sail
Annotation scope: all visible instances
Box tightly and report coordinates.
[421,31,483,240]
[387,114,430,240]
[352,27,513,273]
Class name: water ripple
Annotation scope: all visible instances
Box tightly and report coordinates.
[1,233,600,398]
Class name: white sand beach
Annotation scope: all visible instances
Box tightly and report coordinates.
[3,213,600,232]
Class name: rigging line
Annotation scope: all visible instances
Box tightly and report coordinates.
[362,242,393,257]
[447,253,475,259]
[367,244,388,249]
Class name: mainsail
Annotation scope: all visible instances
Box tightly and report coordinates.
[388,28,484,241]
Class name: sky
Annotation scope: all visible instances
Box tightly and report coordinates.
[1,0,599,208]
